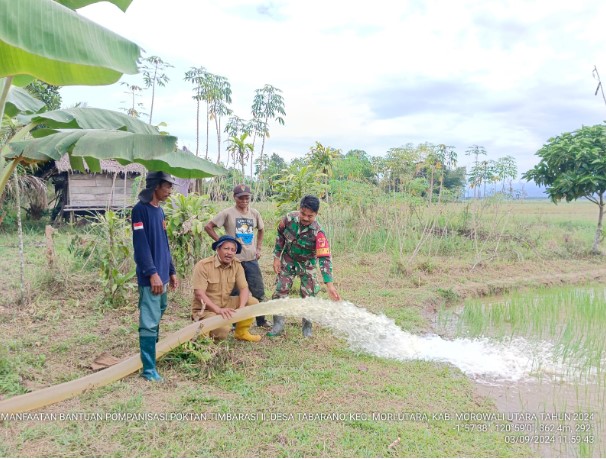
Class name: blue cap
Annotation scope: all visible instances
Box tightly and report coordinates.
[211,235,242,254]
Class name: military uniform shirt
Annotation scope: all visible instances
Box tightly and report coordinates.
[273,211,334,283]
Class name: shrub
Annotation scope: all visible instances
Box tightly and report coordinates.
[164,193,215,278]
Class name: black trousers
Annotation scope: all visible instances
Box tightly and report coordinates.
[231,259,267,325]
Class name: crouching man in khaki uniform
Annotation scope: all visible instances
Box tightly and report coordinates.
[192,235,261,342]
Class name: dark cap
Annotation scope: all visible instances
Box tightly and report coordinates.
[233,184,251,198]
[146,171,178,188]
[211,235,242,254]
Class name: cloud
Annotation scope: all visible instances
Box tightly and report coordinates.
[60,0,606,176]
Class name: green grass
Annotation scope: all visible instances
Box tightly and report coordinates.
[3,199,606,457]
[7,339,524,457]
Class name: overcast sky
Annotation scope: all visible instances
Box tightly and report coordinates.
[60,0,606,176]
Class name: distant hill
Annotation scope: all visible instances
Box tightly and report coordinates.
[464,180,548,199]
[517,181,548,199]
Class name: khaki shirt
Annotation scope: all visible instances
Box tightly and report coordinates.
[191,255,248,319]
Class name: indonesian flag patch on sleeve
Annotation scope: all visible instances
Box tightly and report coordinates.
[316,231,331,257]
[133,222,144,231]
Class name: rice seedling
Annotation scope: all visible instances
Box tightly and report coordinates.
[446,285,606,457]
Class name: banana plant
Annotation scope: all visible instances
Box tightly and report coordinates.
[0,0,139,91]
[1,108,227,191]
[0,0,226,197]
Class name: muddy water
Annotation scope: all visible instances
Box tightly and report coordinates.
[476,381,604,458]
[259,297,605,458]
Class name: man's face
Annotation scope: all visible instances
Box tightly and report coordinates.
[234,194,250,210]
[299,207,317,226]
[154,181,173,202]
[217,241,238,264]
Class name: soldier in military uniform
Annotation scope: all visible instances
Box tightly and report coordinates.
[268,195,341,338]
[191,235,261,342]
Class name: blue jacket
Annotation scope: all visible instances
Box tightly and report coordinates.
[132,201,175,286]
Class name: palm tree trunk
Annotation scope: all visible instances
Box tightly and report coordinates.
[250,132,257,180]
[149,83,156,124]
[195,99,200,156]
[257,155,264,198]
[205,104,210,160]
[215,117,221,164]
[13,169,25,304]
[259,114,269,160]
[148,67,157,124]
[249,152,254,179]
[259,134,267,167]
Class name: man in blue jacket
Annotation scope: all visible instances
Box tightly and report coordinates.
[132,171,179,381]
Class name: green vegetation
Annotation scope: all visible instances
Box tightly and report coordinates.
[438,284,606,458]
[1,1,604,455]
[523,124,606,254]
[450,286,606,376]
[2,199,606,457]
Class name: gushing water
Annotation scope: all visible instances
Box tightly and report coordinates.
[254,298,597,384]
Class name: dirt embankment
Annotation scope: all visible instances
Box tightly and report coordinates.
[451,263,606,301]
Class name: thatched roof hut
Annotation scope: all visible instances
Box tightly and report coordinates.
[54,156,146,218]
[51,156,190,221]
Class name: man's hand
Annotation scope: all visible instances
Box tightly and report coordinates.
[169,274,178,290]
[218,308,236,320]
[326,283,341,302]
[256,247,262,260]
[273,257,281,274]
[150,273,164,295]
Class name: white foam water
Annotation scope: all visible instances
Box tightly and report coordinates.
[255,298,596,384]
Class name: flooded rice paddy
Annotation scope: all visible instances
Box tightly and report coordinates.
[262,287,605,457]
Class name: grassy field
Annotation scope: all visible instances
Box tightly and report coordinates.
[1,198,605,457]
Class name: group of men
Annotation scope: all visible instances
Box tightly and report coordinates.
[131,171,341,381]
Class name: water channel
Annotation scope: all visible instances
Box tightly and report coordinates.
[267,289,605,458]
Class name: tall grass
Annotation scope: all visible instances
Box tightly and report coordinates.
[254,198,596,263]
[1,199,604,457]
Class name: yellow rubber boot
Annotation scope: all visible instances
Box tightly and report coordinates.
[234,318,261,342]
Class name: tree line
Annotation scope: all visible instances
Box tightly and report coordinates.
[116,56,520,206]
[120,56,285,181]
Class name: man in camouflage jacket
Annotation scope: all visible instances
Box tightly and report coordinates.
[268,195,341,338]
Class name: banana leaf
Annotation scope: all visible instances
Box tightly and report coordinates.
[55,0,132,12]
[4,85,45,117]
[19,108,161,135]
[0,0,140,85]
[4,129,227,178]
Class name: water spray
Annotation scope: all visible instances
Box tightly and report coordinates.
[0,298,597,414]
